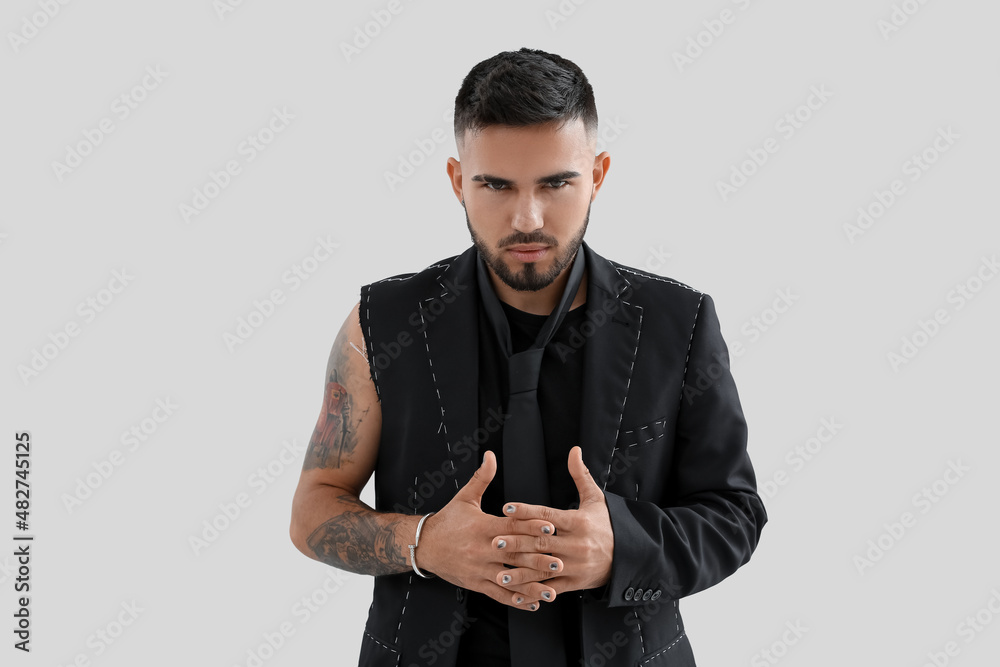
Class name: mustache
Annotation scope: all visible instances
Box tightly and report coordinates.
[498,233,558,248]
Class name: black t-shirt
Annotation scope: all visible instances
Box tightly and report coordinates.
[456,296,587,666]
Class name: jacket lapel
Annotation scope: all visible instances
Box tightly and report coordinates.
[420,247,483,488]
[576,242,644,491]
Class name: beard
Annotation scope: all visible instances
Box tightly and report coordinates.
[464,200,590,292]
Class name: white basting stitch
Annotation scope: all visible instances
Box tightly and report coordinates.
[418,307,458,491]
[634,609,646,656]
[361,258,457,400]
[363,287,382,401]
[393,478,421,644]
[674,599,679,632]
[365,632,399,653]
[676,294,704,407]
[639,632,686,664]
[615,265,702,294]
[602,304,643,490]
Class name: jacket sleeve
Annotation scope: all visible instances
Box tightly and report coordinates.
[598,292,767,607]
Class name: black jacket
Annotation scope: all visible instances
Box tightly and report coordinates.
[356,240,767,666]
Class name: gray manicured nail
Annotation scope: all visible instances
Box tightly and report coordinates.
[529,603,537,611]
[497,539,506,549]
[542,591,552,600]
[549,562,558,571]
[505,504,516,514]
[502,574,511,584]
[516,597,523,604]
[541,525,552,534]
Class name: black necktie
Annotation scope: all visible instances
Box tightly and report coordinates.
[475,245,587,667]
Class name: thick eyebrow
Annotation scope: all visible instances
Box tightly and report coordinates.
[470,170,582,186]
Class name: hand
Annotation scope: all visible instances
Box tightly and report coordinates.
[417,451,563,610]
[492,446,614,599]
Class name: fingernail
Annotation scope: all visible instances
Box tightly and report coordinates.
[502,574,511,584]
[497,539,506,549]
[541,525,552,534]
[505,504,516,514]
[516,597,524,604]
[549,562,558,571]
[542,591,552,600]
[529,603,537,611]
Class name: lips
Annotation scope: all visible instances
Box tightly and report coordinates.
[507,246,549,262]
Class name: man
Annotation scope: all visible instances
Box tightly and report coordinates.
[290,47,767,666]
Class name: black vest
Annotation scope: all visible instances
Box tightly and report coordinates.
[354,241,764,667]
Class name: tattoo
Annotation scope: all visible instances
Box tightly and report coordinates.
[303,330,370,470]
[306,510,408,575]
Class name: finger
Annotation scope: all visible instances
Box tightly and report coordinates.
[501,580,558,605]
[501,501,562,524]
[493,553,563,578]
[493,533,554,556]
[495,562,563,588]
[457,450,496,505]
[499,517,557,538]
[567,445,602,504]
[481,581,540,610]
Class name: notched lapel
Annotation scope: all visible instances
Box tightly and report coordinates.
[577,243,643,491]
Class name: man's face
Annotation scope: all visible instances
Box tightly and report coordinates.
[448,118,607,292]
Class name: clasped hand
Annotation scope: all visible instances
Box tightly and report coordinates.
[418,446,614,611]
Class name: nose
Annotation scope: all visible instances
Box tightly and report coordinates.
[510,192,544,234]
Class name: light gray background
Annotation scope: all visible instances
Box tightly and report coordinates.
[2,1,999,665]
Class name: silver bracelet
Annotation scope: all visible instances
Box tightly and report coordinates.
[408,512,436,579]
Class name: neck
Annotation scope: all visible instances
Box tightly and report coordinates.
[486,260,588,316]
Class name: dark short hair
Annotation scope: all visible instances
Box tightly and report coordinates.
[453,47,598,149]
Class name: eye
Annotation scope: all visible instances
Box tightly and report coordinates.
[484,182,508,192]
[547,180,568,189]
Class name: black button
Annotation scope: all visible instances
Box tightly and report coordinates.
[624,587,634,600]
[634,588,643,600]
[651,590,661,601]
[642,590,652,601]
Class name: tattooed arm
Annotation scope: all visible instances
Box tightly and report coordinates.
[290,301,419,576]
